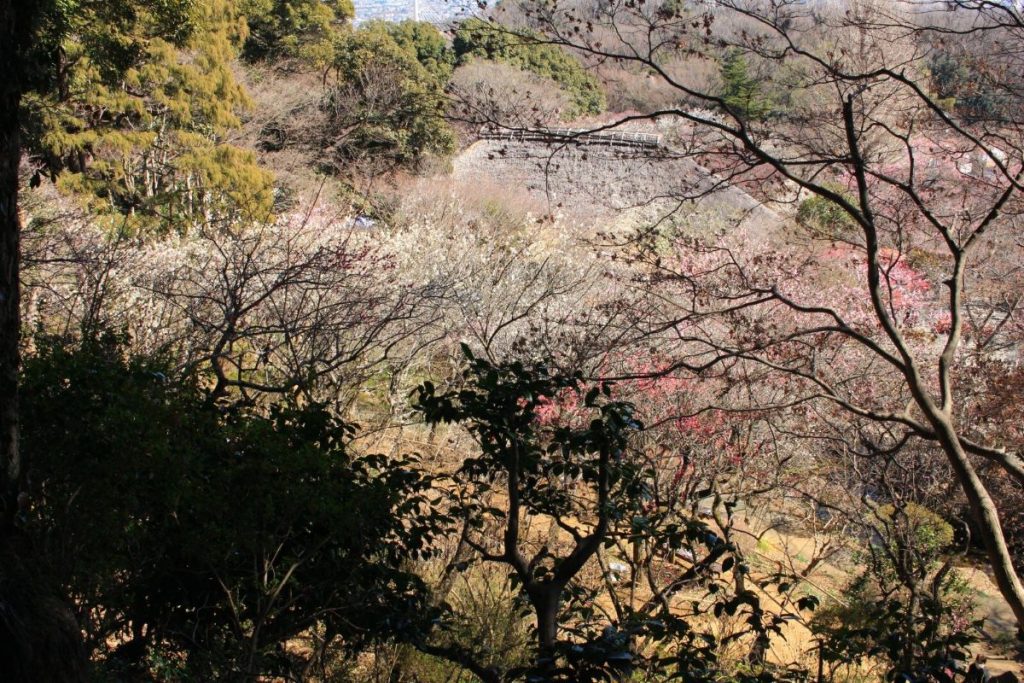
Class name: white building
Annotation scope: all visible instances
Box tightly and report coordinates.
[352,0,483,25]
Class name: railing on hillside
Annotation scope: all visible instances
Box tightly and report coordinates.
[478,126,664,151]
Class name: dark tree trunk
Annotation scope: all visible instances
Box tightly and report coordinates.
[530,583,562,675]
[0,0,24,540]
[0,3,88,680]
[535,593,559,654]
[0,548,88,682]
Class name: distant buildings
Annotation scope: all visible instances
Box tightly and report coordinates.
[352,0,482,25]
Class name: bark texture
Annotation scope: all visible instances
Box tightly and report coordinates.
[0,2,88,679]
[0,0,21,536]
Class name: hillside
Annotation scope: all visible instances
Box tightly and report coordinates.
[453,137,785,233]
[2,1,1024,681]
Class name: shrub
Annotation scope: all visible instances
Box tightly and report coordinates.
[796,185,858,238]
[22,333,447,679]
[811,503,977,680]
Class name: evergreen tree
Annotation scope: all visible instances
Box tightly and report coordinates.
[721,49,772,121]
[241,0,354,66]
[23,0,274,233]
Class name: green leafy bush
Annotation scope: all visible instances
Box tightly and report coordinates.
[22,333,447,679]
[811,503,977,681]
[796,184,858,238]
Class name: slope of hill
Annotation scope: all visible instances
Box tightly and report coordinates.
[453,138,785,235]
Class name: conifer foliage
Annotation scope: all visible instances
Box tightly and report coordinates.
[242,0,355,65]
[720,49,772,122]
[22,0,274,232]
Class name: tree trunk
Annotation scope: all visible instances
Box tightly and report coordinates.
[0,4,88,680]
[531,583,561,671]
[0,0,23,539]
[933,415,1024,633]
[0,548,88,683]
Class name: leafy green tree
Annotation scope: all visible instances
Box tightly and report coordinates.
[414,348,641,679]
[413,348,810,682]
[241,0,354,65]
[453,19,605,117]
[720,49,772,121]
[22,333,448,679]
[324,25,456,170]
[22,0,274,232]
[929,48,1014,123]
[812,503,978,680]
[370,19,456,82]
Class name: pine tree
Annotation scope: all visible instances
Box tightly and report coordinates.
[721,49,772,121]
